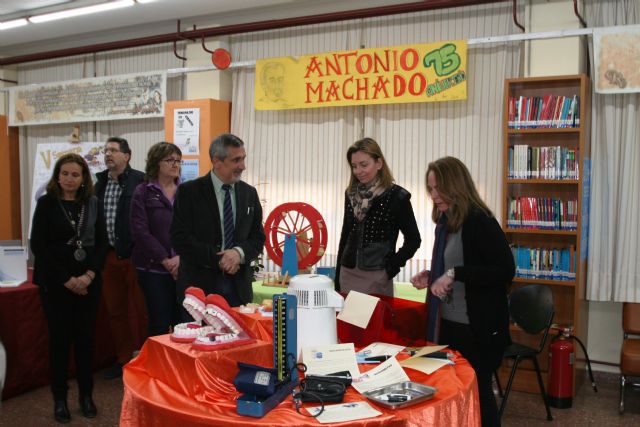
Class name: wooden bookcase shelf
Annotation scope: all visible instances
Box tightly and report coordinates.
[512,277,576,287]
[507,127,580,135]
[505,228,578,236]
[506,179,579,185]
[499,74,591,396]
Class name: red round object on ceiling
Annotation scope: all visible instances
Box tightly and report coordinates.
[212,48,231,70]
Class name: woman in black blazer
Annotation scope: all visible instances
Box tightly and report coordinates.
[412,156,515,427]
[335,137,421,296]
[30,153,108,424]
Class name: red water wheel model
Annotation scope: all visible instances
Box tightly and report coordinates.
[263,202,327,269]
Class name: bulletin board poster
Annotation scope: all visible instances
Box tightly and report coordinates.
[594,25,640,94]
[9,71,166,126]
[254,40,467,110]
[173,108,200,155]
[28,142,106,235]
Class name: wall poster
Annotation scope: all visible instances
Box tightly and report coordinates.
[9,72,166,126]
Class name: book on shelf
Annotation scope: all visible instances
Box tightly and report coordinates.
[507,145,579,180]
[507,196,578,230]
[507,94,580,129]
[511,245,576,281]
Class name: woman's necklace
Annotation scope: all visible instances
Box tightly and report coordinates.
[58,199,87,261]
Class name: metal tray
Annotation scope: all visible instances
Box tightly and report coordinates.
[362,381,437,409]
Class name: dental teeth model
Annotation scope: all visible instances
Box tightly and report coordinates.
[191,294,257,351]
[171,287,209,343]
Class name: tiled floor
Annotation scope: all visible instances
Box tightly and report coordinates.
[501,371,640,426]
[0,370,638,426]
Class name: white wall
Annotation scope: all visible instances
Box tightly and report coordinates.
[526,0,622,373]
[525,0,583,77]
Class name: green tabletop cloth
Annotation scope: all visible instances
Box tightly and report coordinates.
[252,280,426,304]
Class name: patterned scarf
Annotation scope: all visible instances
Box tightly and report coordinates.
[348,179,385,221]
[349,179,384,221]
[425,212,448,343]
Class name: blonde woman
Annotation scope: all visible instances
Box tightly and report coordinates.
[335,137,421,296]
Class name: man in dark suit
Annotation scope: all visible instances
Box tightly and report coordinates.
[171,133,265,316]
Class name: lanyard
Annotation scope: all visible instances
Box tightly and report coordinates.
[58,198,87,261]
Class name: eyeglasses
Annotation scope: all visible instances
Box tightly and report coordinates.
[162,158,182,166]
[104,148,121,154]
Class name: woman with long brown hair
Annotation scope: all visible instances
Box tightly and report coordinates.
[30,153,108,423]
[412,156,515,427]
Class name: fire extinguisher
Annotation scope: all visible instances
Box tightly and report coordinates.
[547,325,597,408]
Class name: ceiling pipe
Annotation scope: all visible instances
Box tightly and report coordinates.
[572,0,587,28]
[512,0,524,32]
[0,0,506,66]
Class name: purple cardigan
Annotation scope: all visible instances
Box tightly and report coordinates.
[130,181,176,272]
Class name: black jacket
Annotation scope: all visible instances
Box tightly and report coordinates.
[94,166,144,259]
[170,175,265,305]
[453,207,515,367]
[335,184,421,291]
[30,194,108,288]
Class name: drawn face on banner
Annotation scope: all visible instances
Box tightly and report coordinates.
[261,62,286,102]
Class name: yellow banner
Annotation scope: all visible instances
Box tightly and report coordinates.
[255,40,467,110]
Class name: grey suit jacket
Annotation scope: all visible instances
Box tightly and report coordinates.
[170,174,265,305]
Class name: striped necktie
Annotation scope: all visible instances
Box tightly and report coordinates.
[222,184,235,249]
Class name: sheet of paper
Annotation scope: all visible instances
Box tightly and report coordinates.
[400,356,452,375]
[306,401,382,424]
[411,345,448,357]
[352,357,410,393]
[173,108,200,155]
[180,159,199,183]
[302,343,360,378]
[398,345,452,375]
[357,342,406,358]
[0,280,23,288]
[0,246,27,287]
[336,291,379,328]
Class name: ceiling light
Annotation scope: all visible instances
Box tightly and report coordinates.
[136,0,158,3]
[29,0,135,24]
[0,18,29,30]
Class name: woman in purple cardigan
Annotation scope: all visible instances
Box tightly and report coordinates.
[131,142,182,337]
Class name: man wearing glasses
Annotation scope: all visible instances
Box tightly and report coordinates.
[95,137,146,379]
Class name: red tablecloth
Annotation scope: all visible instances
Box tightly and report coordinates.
[121,323,480,426]
[0,272,116,400]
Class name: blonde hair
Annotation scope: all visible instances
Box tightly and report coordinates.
[426,156,493,231]
[346,138,394,191]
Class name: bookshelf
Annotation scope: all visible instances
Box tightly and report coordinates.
[499,75,591,395]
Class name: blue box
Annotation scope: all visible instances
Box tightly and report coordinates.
[316,266,336,280]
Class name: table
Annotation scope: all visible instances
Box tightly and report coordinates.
[0,272,118,400]
[121,325,481,426]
